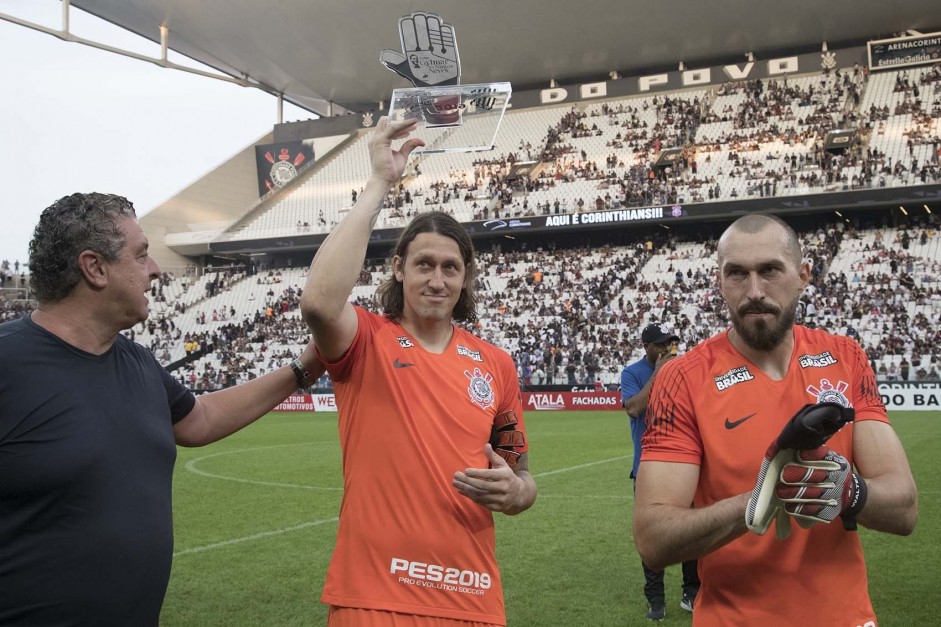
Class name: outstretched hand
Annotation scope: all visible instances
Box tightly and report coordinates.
[453,444,525,513]
[368,117,425,186]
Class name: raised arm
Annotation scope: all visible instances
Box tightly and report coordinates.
[300,118,424,360]
[633,460,750,571]
[174,342,325,446]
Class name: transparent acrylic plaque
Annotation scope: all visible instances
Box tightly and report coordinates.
[387,82,512,154]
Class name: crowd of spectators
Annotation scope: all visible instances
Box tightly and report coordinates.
[332,62,941,232]
[808,224,941,382]
[2,217,939,388]
[89,216,937,388]
[0,291,30,322]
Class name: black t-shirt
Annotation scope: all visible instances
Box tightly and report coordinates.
[0,314,196,626]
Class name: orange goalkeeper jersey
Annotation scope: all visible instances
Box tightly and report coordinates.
[643,326,888,627]
[320,307,526,625]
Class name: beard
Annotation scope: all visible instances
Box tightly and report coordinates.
[729,295,798,351]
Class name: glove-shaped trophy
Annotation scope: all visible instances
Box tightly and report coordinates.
[380,12,512,153]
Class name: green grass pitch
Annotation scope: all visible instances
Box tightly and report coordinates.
[163,410,940,626]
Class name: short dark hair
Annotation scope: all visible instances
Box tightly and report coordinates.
[29,193,137,303]
[376,211,478,322]
[720,213,802,266]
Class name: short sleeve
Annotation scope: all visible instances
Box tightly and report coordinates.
[157,360,196,424]
[621,366,643,403]
[316,306,374,383]
[641,358,703,465]
[843,335,890,424]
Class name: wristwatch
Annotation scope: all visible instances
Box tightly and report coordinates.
[290,358,314,388]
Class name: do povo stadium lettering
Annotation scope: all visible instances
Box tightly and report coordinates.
[539,55,803,104]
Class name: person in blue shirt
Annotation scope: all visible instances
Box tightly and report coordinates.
[621,323,699,621]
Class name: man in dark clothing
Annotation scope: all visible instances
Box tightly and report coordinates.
[0,193,324,626]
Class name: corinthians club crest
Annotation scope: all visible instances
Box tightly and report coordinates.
[266,148,304,189]
[254,140,314,196]
[807,378,851,407]
[465,367,495,410]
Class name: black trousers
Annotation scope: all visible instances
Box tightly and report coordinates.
[642,558,700,606]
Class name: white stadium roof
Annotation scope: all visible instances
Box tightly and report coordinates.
[53,0,940,115]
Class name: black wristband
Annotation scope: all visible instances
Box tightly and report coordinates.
[840,473,868,531]
[290,358,313,389]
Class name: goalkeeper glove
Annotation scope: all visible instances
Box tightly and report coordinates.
[489,410,526,469]
[745,402,855,539]
[776,445,868,530]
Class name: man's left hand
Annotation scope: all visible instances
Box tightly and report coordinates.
[453,444,524,512]
[776,445,868,530]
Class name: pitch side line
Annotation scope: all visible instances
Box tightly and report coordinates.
[174,452,634,556]
[173,517,338,557]
[533,454,632,478]
[183,443,343,491]
[538,494,630,500]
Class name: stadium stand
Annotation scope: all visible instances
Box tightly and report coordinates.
[4,64,939,390]
[99,212,939,391]
[217,64,941,242]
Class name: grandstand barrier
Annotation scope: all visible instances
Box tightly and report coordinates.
[273,386,940,412]
[274,394,337,412]
[523,391,622,411]
[166,344,213,373]
[210,183,941,254]
[273,391,623,412]
[878,382,941,411]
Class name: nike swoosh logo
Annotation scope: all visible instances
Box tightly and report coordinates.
[724,413,756,429]
[393,358,415,368]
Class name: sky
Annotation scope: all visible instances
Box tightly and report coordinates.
[0,1,310,266]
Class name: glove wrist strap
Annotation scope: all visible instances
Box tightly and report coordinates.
[840,473,868,531]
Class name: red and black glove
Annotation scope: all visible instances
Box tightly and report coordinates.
[777,445,868,530]
[489,410,525,469]
[746,402,855,539]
